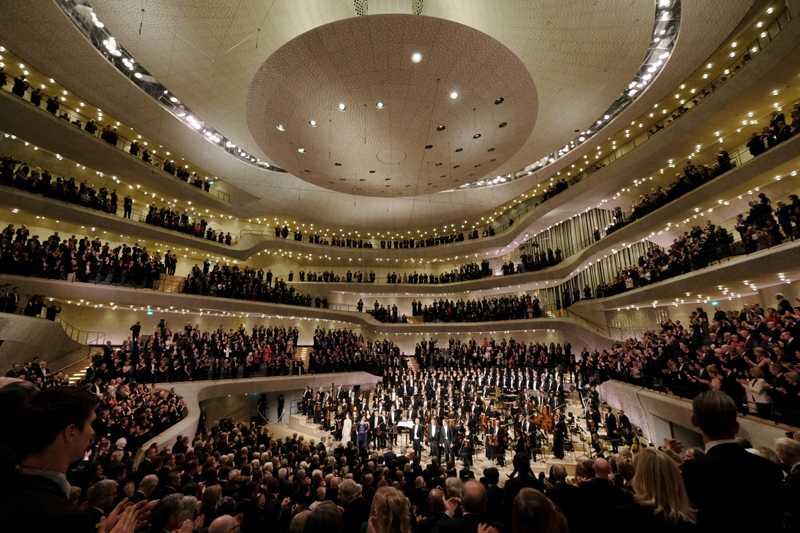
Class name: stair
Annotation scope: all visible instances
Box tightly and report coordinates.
[296,346,312,369]
[158,275,185,293]
[67,364,90,384]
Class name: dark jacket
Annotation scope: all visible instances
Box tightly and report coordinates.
[682,442,783,533]
[432,512,495,533]
[617,501,696,533]
[0,472,94,532]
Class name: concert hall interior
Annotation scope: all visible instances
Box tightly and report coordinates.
[1,1,800,532]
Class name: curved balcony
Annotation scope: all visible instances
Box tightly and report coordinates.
[1,10,798,260]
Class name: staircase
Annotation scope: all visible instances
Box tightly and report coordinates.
[158,275,185,293]
[295,346,312,369]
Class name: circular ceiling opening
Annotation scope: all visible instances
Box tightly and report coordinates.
[247,14,538,197]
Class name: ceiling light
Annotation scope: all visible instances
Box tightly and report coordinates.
[706,62,713,69]
[276,123,285,132]
[436,124,446,131]
[766,6,774,14]
[411,52,423,63]
[297,147,305,153]
[494,97,504,105]
[449,90,459,100]
[376,101,385,109]
[337,102,346,112]
[308,119,318,127]
[756,21,764,28]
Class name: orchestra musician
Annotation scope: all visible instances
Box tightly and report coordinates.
[441,419,455,464]
[428,417,440,462]
[412,417,423,457]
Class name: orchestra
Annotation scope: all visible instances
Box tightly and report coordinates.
[300,365,580,466]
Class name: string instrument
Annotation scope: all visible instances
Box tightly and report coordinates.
[534,406,555,434]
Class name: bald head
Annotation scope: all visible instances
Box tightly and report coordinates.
[208,514,238,533]
[593,458,611,479]
[461,480,487,514]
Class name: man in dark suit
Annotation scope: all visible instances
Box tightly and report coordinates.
[0,387,98,532]
[441,420,455,464]
[428,419,441,463]
[433,480,496,533]
[681,390,783,533]
[412,418,424,458]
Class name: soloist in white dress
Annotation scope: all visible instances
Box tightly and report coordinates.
[341,417,352,446]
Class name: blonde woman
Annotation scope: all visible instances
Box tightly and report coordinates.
[619,448,696,532]
[366,486,412,533]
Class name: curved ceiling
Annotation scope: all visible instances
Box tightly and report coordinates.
[247,14,537,197]
[0,0,754,230]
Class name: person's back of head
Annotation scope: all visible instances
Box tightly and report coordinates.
[370,486,412,533]
[444,476,463,500]
[150,493,186,532]
[208,514,239,533]
[775,437,800,467]
[691,390,738,441]
[427,488,445,515]
[512,488,567,533]
[139,474,159,497]
[338,478,362,505]
[575,458,595,483]
[461,480,486,515]
[632,448,695,524]
[87,479,118,512]
[548,464,567,485]
[289,510,311,533]
[304,501,342,533]
[593,458,611,480]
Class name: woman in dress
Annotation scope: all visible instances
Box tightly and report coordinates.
[341,412,353,446]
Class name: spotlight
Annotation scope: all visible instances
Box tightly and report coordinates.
[308,119,318,127]
[337,102,346,112]
[297,147,305,153]
[411,52,423,63]
[376,101,385,109]
[449,90,459,100]
[276,124,286,132]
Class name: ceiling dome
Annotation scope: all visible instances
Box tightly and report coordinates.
[246,14,538,197]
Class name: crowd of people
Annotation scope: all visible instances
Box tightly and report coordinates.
[0,154,231,247]
[295,270,376,283]
[182,262,327,309]
[517,246,564,274]
[1,71,219,196]
[578,297,800,427]
[0,225,168,289]
[746,106,800,157]
[87,321,302,383]
[145,205,231,245]
[2,154,127,215]
[385,262,492,285]
[410,295,544,323]
[571,192,799,304]
[307,329,402,375]
[606,153,736,235]
[368,302,407,324]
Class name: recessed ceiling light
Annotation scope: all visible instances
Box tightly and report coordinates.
[337,102,346,112]
[276,124,286,132]
[297,147,305,153]
[473,133,482,139]
[308,119,318,127]
[425,144,433,149]
[766,6,774,14]
[449,90,459,100]
[411,52,423,63]
[369,170,376,174]
[455,147,463,153]
[498,122,508,128]
[436,124,446,131]
[376,101,385,109]
[494,97,505,105]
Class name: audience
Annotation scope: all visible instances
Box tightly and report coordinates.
[577,301,800,426]
[0,225,167,289]
[145,204,231,245]
[409,295,543,323]
[182,263,326,309]
[308,329,402,374]
[85,322,302,382]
